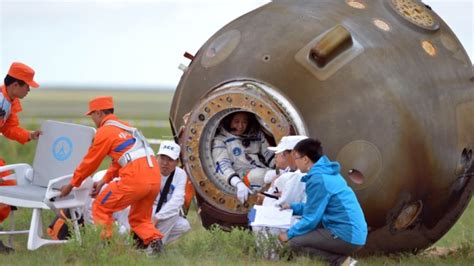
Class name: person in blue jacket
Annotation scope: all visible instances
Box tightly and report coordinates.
[278,138,367,265]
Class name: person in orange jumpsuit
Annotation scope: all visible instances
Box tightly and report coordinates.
[0,62,41,253]
[59,96,164,255]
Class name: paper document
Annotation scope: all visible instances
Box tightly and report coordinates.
[250,205,293,229]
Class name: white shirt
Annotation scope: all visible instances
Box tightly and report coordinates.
[262,167,290,206]
[262,169,305,207]
[273,170,306,206]
[154,166,187,221]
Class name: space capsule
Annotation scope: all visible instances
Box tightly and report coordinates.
[169,0,473,254]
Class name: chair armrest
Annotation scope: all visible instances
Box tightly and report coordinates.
[0,163,33,184]
[44,174,93,210]
[45,174,73,201]
[92,169,107,182]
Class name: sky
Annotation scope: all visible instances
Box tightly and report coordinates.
[0,0,473,89]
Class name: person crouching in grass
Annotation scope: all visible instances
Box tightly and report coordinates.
[278,138,367,266]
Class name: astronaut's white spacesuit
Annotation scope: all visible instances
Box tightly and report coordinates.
[212,127,274,195]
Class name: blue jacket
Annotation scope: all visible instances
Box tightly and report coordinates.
[287,156,367,245]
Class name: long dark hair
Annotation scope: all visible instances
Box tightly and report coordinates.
[221,111,261,137]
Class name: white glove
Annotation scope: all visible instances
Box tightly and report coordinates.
[236,182,251,203]
[230,176,252,203]
[263,169,278,184]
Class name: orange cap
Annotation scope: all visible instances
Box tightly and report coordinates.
[8,62,39,88]
[85,96,114,115]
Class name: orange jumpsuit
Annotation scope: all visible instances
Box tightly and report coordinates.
[70,114,163,244]
[0,85,30,223]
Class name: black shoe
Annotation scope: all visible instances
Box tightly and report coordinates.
[0,240,14,254]
[145,239,164,257]
[132,232,148,250]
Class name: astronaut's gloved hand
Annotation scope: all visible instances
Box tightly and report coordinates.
[263,169,278,184]
[230,175,252,203]
[236,182,252,203]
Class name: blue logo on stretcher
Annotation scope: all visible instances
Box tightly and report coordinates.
[52,136,73,161]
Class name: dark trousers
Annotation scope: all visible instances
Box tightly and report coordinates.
[289,228,362,265]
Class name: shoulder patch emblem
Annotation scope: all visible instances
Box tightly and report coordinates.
[232,147,242,156]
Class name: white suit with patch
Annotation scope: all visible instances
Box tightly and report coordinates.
[212,128,274,190]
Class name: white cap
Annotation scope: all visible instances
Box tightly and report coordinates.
[157,141,181,160]
[268,135,308,154]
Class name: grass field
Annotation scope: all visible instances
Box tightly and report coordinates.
[20,89,175,121]
[0,89,473,265]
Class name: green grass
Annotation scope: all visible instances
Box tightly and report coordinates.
[1,201,472,265]
[19,89,174,120]
[1,136,472,265]
[1,89,473,264]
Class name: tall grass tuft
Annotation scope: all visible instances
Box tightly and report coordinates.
[178,225,257,260]
[62,224,151,265]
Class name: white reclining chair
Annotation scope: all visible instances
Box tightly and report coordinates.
[0,120,95,250]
